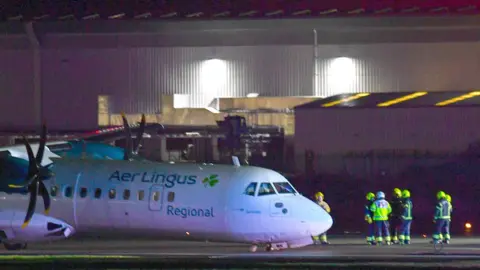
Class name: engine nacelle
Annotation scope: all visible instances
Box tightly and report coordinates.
[0,210,75,244]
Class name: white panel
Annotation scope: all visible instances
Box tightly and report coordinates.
[315,42,480,97]
[0,49,34,129]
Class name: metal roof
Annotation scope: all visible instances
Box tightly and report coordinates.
[295,91,480,109]
[3,16,480,48]
[1,0,479,21]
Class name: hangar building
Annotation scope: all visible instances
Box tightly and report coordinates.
[1,1,480,132]
[295,91,480,175]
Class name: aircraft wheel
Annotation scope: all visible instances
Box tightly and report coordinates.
[265,244,272,252]
[3,243,26,250]
[249,245,258,253]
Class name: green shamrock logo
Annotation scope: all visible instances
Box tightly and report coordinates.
[202,174,219,187]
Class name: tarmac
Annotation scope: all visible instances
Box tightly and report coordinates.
[2,236,480,268]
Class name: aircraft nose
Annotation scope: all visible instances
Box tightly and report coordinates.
[308,202,333,236]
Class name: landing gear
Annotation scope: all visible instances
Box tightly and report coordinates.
[265,244,273,252]
[3,243,27,250]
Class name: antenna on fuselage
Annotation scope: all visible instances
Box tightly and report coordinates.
[232,156,241,167]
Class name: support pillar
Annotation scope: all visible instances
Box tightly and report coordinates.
[211,135,220,162]
[25,22,42,127]
[160,136,168,161]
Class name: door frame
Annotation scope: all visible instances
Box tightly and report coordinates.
[148,185,164,211]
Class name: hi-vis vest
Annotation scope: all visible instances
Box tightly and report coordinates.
[434,199,451,220]
[402,198,413,220]
[370,199,392,221]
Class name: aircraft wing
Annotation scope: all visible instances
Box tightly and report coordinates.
[81,123,165,143]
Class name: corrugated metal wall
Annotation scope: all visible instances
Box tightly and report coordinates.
[4,36,480,130]
[0,49,34,129]
[40,41,313,115]
[315,42,480,97]
[294,107,480,173]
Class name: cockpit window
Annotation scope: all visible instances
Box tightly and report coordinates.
[273,182,296,194]
[244,182,257,196]
[258,182,276,196]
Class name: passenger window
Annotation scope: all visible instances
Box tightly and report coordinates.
[64,186,72,198]
[123,189,130,200]
[80,187,88,198]
[258,183,277,196]
[244,182,257,196]
[109,189,116,199]
[94,188,102,199]
[168,192,175,202]
[50,186,58,197]
[273,182,296,194]
[153,191,160,202]
[138,190,145,201]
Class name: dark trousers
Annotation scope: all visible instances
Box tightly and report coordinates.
[366,223,375,242]
[374,220,391,242]
[390,217,401,241]
[433,219,450,241]
[399,220,412,243]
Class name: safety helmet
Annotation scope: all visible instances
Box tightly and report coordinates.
[315,192,324,199]
[366,192,375,201]
[436,191,446,200]
[445,194,452,203]
[402,189,411,198]
[393,188,402,197]
[376,191,385,199]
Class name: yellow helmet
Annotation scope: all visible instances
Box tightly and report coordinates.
[445,194,452,203]
[315,192,324,199]
[393,188,402,197]
[437,191,446,200]
[402,189,411,198]
[366,192,375,201]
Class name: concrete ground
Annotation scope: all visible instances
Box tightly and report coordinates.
[2,236,480,268]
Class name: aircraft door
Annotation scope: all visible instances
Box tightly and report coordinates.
[148,185,164,211]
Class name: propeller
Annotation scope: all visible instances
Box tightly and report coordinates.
[9,123,54,229]
[121,113,146,160]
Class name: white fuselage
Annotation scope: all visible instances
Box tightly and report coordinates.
[0,148,333,247]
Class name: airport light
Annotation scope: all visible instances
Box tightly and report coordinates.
[465,222,472,229]
[247,93,259,98]
[329,57,356,95]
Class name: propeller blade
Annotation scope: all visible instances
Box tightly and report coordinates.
[38,181,51,215]
[8,174,36,189]
[121,112,133,160]
[35,122,47,165]
[22,182,38,229]
[133,114,146,154]
[23,136,38,176]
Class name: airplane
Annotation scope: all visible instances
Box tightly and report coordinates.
[0,124,333,252]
